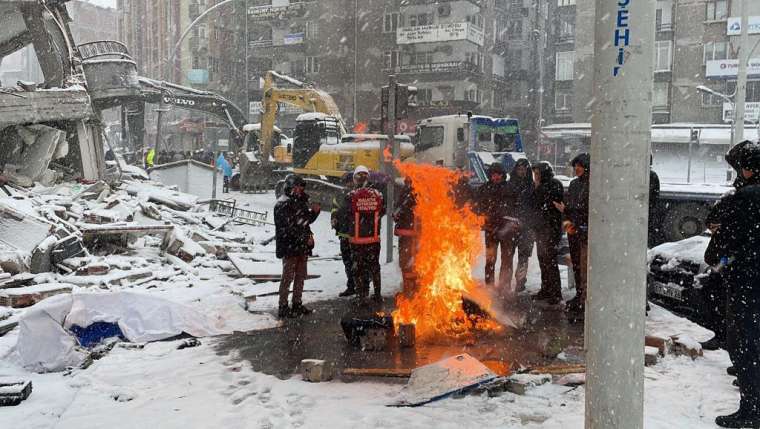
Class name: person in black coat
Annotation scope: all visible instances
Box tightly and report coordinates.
[504,158,535,292]
[531,161,564,305]
[475,163,514,289]
[648,154,662,247]
[332,172,357,297]
[274,174,320,318]
[555,153,589,316]
[712,142,760,428]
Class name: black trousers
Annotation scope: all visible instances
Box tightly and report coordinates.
[568,233,588,302]
[535,229,562,300]
[484,232,516,288]
[339,237,355,291]
[726,264,760,413]
[351,242,381,299]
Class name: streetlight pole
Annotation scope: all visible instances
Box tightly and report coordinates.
[734,0,749,147]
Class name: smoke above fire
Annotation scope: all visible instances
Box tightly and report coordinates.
[391,159,502,340]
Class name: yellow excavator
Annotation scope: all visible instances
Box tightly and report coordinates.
[241,70,414,194]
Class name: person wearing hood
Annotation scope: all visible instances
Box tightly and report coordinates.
[475,163,513,289]
[531,161,564,305]
[274,174,321,318]
[504,158,536,292]
[332,172,358,297]
[555,153,589,317]
[710,142,760,428]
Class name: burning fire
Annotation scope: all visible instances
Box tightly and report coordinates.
[391,158,503,340]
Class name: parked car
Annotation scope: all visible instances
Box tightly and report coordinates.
[647,232,725,335]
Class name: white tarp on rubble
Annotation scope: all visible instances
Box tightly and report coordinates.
[392,353,497,406]
[13,291,223,372]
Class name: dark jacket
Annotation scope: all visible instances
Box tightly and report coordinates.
[713,178,760,268]
[565,154,590,238]
[504,158,535,224]
[394,183,417,236]
[348,184,385,244]
[475,179,510,233]
[532,162,564,239]
[649,169,660,210]
[274,192,319,258]
[331,188,352,238]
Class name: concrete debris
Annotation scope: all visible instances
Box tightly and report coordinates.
[645,346,661,366]
[555,372,586,387]
[0,380,33,407]
[165,228,206,263]
[0,283,73,308]
[645,335,673,356]
[505,373,552,395]
[301,359,334,382]
[177,338,201,350]
[671,335,703,359]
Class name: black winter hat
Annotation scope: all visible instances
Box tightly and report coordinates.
[738,142,760,174]
[283,174,306,195]
[487,162,506,176]
[570,153,590,171]
[726,140,756,173]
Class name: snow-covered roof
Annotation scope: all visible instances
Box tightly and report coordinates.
[241,123,282,133]
[296,112,331,122]
[542,123,760,145]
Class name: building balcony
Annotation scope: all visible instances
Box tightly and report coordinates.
[657,22,674,32]
[396,22,485,47]
[392,61,482,75]
[249,39,273,48]
[557,34,575,44]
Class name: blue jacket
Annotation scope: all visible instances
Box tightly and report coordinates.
[216,154,233,177]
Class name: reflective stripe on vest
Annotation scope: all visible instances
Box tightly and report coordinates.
[394,228,416,237]
[350,211,380,244]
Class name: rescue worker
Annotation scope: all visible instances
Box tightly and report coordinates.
[332,172,357,297]
[712,141,760,428]
[475,163,512,290]
[531,161,564,305]
[504,158,535,292]
[394,176,418,295]
[555,153,589,318]
[347,165,385,304]
[274,174,320,318]
[145,147,155,169]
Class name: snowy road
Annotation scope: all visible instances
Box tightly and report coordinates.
[0,190,741,428]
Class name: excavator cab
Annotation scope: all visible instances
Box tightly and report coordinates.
[292,113,342,170]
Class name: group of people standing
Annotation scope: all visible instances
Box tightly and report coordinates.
[473,156,589,319]
[274,165,386,319]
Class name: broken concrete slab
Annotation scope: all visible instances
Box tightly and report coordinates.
[392,354,498,406]
[505,373,552,395]
[2,124,67,187]
[645,346,660,366]
[164,228,206,263]
[645,335,673,356]
[301,359,334,382]
[0,380,32,406]
[555,372,586,387]
[671,335,703,359]
[0,283,73,308]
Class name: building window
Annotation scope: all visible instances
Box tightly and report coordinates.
[555,51,575,81]
[559,15,575,40]
[654,40,672,72]
[558,0,575,6]
[409,13,433,27]
[305,21,319,40]
[384,50,400,69]
[304,56,319,74]
[508,19,523,39]
[653,82,669,108]
[465,88,481,103]
[383,12,401,33]
[418,88,433,105]
[656,3,672,31]
[705,0,728,21]
[410,51,434,65]
[555,91,572,111]
[467,14,484,29]
[703,41,729,64]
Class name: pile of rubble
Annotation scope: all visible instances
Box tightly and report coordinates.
[0,176,275,338]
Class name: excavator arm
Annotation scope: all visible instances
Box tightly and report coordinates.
[258,71,345,166]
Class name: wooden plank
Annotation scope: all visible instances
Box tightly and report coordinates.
[342,368,412,378]
[523,363,586,375]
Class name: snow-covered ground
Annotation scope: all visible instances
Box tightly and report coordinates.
[0,190,740,428]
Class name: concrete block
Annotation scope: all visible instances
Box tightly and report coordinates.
[645,346,660,366]
[506,373,552,395]
[0,283,72,308]
[0,380,32,406]
[301,359,334,382]
[645,335,673,356]
[671,335,703,359]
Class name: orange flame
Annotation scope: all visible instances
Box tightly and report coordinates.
[392,161,503,340]
[383,146,392,163]
[353,121,368,134]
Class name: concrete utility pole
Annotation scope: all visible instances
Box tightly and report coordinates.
[385,75,397,264]
[734,0,749,147]
[585,0,655,428]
